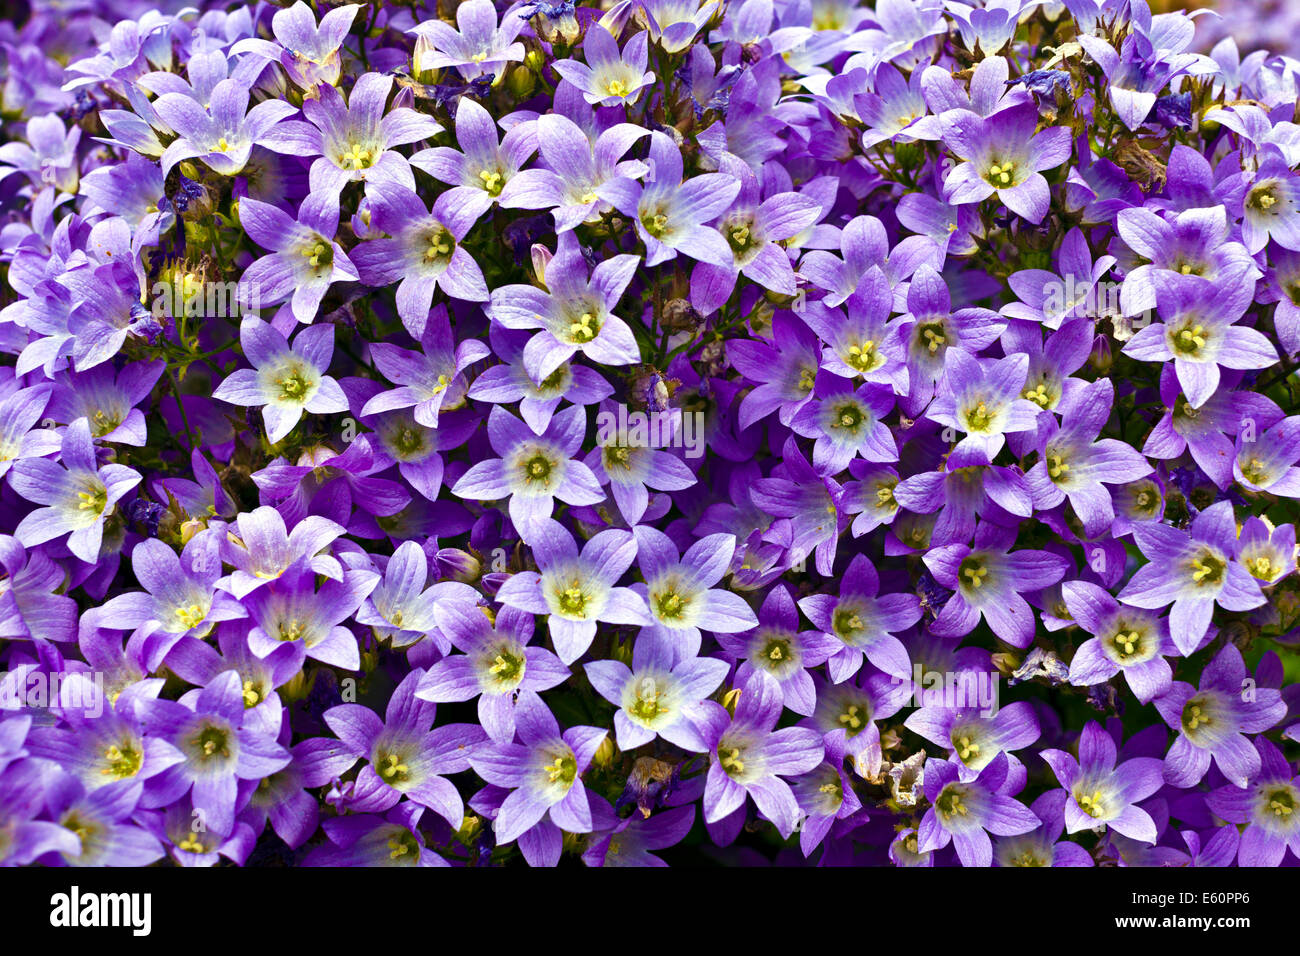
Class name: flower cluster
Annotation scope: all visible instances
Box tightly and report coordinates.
[0,0,1298,868]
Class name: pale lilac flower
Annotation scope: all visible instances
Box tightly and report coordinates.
[212,317,349,444]
[10,418,141,564]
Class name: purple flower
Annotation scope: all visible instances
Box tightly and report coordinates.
[749,436,848,576]
[1237,516,1296,586]
[153,78,297,177]
[410,98,538,222]
[730,314,823,430]
[552,25,656,106]
[235,193,360,327]
[1239,153,1300,253]
[303,804,446,866]
[350,183,490,326]
[689,159,821,311]
[636,0,721,52]
[582,804,695,867]
[993,790,1095,867]
[231,1,360,90]
[47,360,164,447]
[496,519,649,664]
[918,753,1041,867]
[599,131,740,267]
[136,670,292,835]
[939,101,1073,224]
[0,759,81,866]
[0,383,60,480]
[146,794,257,868]
[0,535,78,643]
[294,73,441,199]
[924,522,1070,647]
[1154,643,1286,788]
[451,405,605,543]
[352,540,480,650]
[797,373,899,477]
[92,532,246,670]
[716,584,840,716]
[467,689,607,851]
[1206,737,1300,866]
[1262,248,1300,357]
[11,418,141,564]
[798,553,919,682]
[798,214,943,310]
[212,316,349,443]
[504,107,650,232]
[417,602,570,741]
[1076,31,1203,133]
[323,668,484,826]
[1233,416,1300,496]
[251,438,413,527]
[1024,378,1153,536]
[1062,580,1175,704]
[907,701,1040,778]
[26,677,183,792]
[584,399,698,526]
[468,325,614,434]
[1119,501,1267,656]
[1003,227,1117,330]
[241,733,357,851]
[1112,204,1259,317]
[43,778,164,866]
[798,267,910,392]
[410,0,528,81]
[1123,273,1276,409]
[630,525,757,664]
[894,460,1032,547]
[923,54,1028,118]
[1141,365,1268,489]
[1039,721,1165,843]
[242,565,378,670]
[926,348,1041,464]
[487,230,641,383]
[895,266,1006,415]
[219,505,345,599]
[360,305,490,426]
[695,671,825,838]
[585,632,728,751]
[0,113,81,192]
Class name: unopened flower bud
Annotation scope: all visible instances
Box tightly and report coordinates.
[282,670,308,702]
[435,547,481,582]
[531,242,552,288]
[990,652,1020,677]
[480,571,510,595]
[456,814,482,843]
[721,686,741,716]
[413,35,441,86]
[179,517,207,545]
[1089,334,1112,373]
[507,63,535,99]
